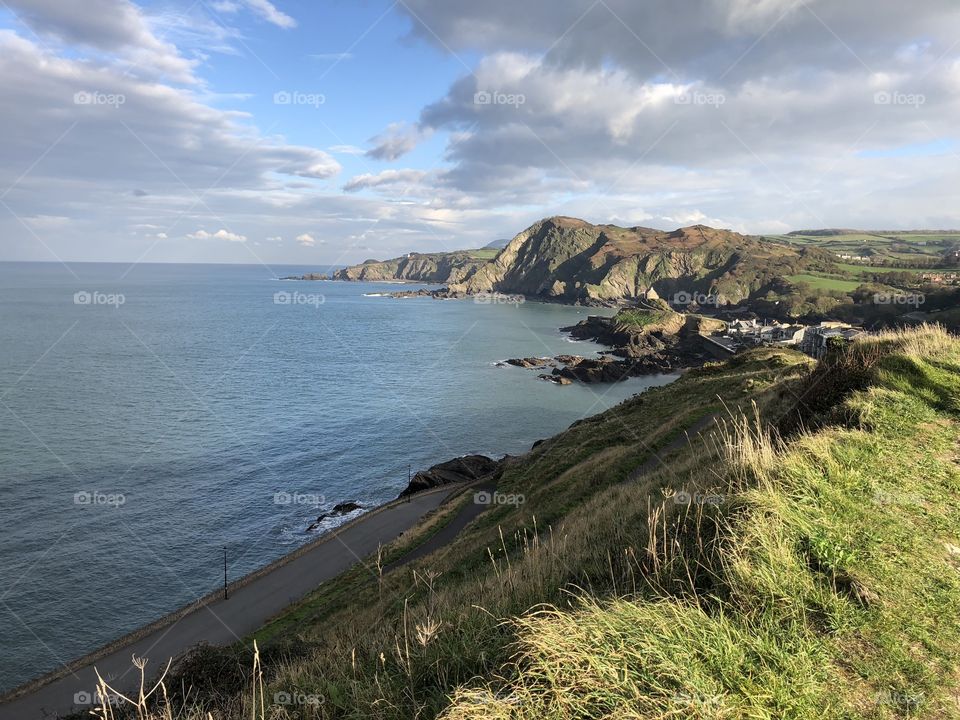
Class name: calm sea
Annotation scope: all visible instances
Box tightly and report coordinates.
[0,262,675,691]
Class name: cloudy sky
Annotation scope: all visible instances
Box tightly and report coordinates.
[1,0,958,265]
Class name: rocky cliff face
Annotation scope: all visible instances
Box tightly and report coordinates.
[333,217,819,304]
[455,217,813,304]
[332,251,487,284]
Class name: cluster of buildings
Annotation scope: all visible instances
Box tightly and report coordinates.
[705,319,866,360]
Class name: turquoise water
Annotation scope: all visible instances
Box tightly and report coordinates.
[0,262,675,691]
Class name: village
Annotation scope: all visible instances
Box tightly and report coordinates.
[700,317,866,360]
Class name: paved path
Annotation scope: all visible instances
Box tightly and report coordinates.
[384,478,497,573]
[627,413,719,482]
[0,486,457,720]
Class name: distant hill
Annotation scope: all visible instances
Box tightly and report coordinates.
[334,216,823,304]
[485,238,511,249]
[787,229,866,237]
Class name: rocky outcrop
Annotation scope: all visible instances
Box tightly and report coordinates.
[552,301,715,381]
[449,217,820,305]
[330,217,823,307]
[389,288,468,300]
[398,455,502,498]
[503,357,553,369]
[306,501,364,532]
[333,251,489,284]
[282,273,328,281]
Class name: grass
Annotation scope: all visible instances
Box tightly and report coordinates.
[833,262,930,276]
[465,248,500,260]
[767,231,960,268]
[99,327,960,720]
[787,273,864,291]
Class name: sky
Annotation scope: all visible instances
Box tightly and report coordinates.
[0,0,958,266]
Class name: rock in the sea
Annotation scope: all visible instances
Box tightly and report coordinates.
[538,373,572,385]
[504,357,554,369]
[282,273,328,281]
[398,455,501,498]
[306,501,364,532]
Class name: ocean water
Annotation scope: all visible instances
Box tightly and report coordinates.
[0,262,675,692]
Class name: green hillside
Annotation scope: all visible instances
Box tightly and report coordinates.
[100,325,960,720]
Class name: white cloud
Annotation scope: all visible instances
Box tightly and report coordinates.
[329,144,367,156]
[343,169,427,192]
[187,229,247,242]
[296,233,316,246]
[211,1,241,13]
[365,122,431,161]
[5,0,199,83]
[235,0,296,29]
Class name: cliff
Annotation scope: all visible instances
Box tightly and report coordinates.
[333,217,822,305]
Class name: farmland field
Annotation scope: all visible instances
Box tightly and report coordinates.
[785,273,864,291]
[764,231,960,266]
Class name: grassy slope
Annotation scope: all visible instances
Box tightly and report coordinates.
[129,327,960,720]
[217,348,810,719]
[440,326,960,719]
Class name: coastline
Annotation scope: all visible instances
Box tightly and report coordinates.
[1,285,665,714]
[0,482,464,708]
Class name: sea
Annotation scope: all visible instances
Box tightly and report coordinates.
[0,261,676,692]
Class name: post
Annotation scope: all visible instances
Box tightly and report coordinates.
[223,546,228,600]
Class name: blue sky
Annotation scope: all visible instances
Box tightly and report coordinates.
[0,0,958,266]
[183,1,469,175]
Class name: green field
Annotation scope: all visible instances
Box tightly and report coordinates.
[764,231,960,267]
[833,262,929,276]
[786,273,864,291]
[465,247,500,260]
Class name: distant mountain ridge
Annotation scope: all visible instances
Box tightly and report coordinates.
[333,216,825,304]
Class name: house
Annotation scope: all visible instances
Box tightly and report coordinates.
[799,323,865,359]
[772,325,806,345]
